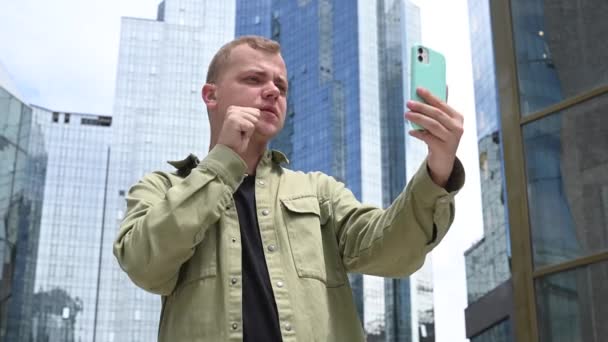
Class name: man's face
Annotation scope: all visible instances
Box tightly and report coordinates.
[207,44,288,142]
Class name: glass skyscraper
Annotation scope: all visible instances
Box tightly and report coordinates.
[465,0,511,308]
[28,105,112,342]
[102,1,236,340]
[236,1,432,341]
[0,63,47,341]
[382,2,435,342]
[463,0,513,340]
[508,0,607,340]
[467,0,607,341]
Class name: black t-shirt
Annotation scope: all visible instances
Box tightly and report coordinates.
[233,175,283,342]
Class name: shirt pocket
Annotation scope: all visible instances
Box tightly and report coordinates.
[281,195,346,288]
[177,225,218,290]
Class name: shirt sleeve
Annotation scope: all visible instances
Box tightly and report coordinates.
[327,158,465,278]
[113,145,247,295]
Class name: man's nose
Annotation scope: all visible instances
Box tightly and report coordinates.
[262,83,280,99]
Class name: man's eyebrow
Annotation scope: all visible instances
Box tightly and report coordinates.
[241,68,268,77]
[244,68,265,75]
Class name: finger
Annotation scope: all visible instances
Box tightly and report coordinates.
[416,87,461,121]
[238,111,260,125]
[238,120,256,136]
[240,107,261,117]
[406,100,458,131]
[405,112,450,141]
[227,107,260,126]
[409,129,442,149]
[227,106,261,119]
[232,108,261,121]
[226,115,258,133]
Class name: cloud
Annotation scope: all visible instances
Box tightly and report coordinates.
[0,0,158,113]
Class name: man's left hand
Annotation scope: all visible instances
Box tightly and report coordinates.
[405,87,464,188]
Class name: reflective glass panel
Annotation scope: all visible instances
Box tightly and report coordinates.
[523,94,608,267]
[535,261,608,342]
[511,0,608,115]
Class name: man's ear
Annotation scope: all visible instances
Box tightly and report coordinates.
[202,84,217,108]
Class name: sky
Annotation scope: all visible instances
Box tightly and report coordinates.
[412,0,485,340]
[0,0,158,114]
[0,0,484,340]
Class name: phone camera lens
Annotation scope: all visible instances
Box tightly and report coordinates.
[418,55,423,62]
[418,47,424,54]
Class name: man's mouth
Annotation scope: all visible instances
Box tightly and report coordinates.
[260,106,278,117]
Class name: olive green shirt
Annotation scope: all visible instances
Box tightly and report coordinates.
[114,144,465,341]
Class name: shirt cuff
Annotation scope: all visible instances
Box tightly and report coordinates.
[442,157,466,193]
[411,157,465,208]
[198,144,247,192]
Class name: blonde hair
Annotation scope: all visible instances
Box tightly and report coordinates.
[206,35,281,83]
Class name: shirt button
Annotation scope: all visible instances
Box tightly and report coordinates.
[231,323,238,330]
[231,237,237,243]
[258,180,265,186]
[276,281,284,288]
[261,209,270,216]
[267,244,276,252]
[231,277,238,285]
[284,322,292,331]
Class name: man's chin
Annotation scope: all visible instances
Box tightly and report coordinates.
[254,126,280,142]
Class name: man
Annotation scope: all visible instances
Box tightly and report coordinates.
[114,35,465,341]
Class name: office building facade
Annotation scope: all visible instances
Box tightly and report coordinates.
[0,63,47,341]
[463,0,513,340]
[467,0,608,341]
[28,106,112,342]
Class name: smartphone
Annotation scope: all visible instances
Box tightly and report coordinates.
[409,45,447,131]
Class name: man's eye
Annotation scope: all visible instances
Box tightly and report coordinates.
[245,76,259,82]
[277,84,288,93]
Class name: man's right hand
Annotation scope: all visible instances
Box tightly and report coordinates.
[216,105,260,153]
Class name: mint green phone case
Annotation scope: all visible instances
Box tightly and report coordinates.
[410,45,447,130]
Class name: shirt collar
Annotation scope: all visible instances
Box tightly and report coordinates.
[269,150,289,165]
[167,149,289,174]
